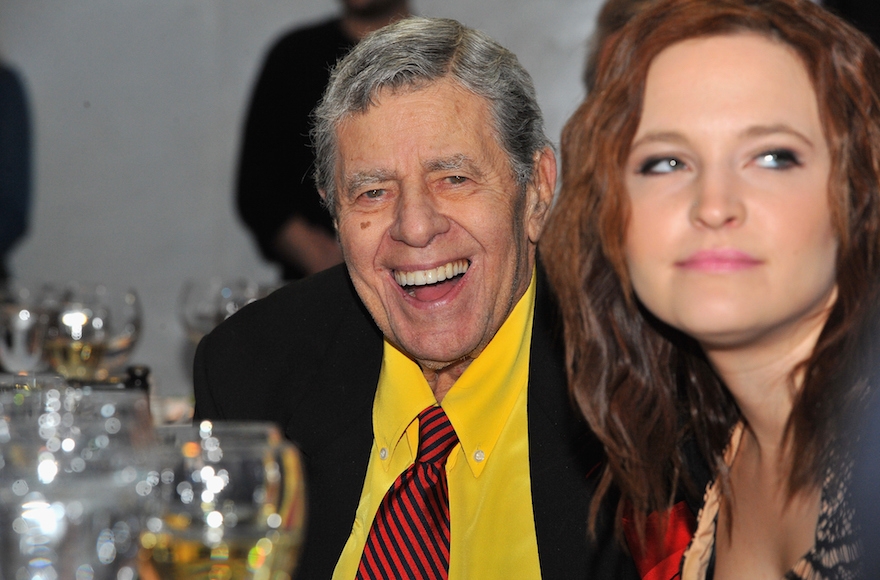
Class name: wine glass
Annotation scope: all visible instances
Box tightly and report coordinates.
[98,287,142,380]
[42,283,142,383]
[138,421,307,580]
[178,278,268,344]
[0,387,158,580]
[0,283,50,375]
[42,282,109,382]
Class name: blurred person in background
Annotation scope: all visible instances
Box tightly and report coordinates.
[236,0,410,281]
[0,60,30,287]
[543,0,880,577]
[823,0,880,47]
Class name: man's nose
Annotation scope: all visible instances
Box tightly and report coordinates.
[389,186,450,247]
[689,166,746,229]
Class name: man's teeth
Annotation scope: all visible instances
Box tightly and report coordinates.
[394,260,469,287]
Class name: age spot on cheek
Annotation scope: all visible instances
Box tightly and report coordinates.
[360,221,371,230]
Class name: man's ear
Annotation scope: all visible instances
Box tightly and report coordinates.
[526,147,557,244]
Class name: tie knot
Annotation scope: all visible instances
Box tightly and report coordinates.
[416,405,459,466]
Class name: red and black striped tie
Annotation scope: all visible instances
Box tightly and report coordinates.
[357,405,460,579]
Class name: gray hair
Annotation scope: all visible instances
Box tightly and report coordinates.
[311,16,550,215]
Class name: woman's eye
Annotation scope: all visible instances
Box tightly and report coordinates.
[755,149,801,169]
[637,157,684,175]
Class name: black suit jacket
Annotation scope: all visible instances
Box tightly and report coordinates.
[194,264,636,579]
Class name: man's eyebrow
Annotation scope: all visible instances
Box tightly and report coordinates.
[424,154,485,179]
[344,169,396,196]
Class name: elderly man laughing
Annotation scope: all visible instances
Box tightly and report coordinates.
[194,17,636,580]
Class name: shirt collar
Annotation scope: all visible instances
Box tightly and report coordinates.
[372,270,536,477]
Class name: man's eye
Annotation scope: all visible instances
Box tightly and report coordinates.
[755,149,801,169]
[446,175,468,185]
[638,157,684,175]
[361,189,385,199]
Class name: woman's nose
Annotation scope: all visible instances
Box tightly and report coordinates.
[689,167,746,229]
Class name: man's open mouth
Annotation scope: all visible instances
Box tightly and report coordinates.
[393,259,469,300]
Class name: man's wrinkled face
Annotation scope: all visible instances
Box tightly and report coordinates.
[624,34,837,353]
[331,79,554,369]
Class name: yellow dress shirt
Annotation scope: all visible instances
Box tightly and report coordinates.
[332,273,542,579]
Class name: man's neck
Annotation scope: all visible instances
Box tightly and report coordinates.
[341,2,410,42]
[421,357,472,403]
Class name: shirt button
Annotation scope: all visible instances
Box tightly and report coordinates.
[474,449,485,462]
[379,447,388,460]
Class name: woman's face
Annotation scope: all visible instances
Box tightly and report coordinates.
[623,33,837,353]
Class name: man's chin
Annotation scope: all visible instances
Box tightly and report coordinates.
[415,354,472,373]
[391,334,480,372]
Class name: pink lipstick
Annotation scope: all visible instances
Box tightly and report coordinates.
[676,249,762,272]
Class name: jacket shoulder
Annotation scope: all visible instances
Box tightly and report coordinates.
[192,265,381,423]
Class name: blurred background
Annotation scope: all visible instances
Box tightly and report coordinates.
[0,0,601,397]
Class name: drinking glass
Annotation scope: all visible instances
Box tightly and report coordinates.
[0,371,66,391]
[0,283,50,374]
[0,386,155,480]
[99,287,142,380]
[178,278,273,344]
[138,421,307,580]
[0,469,154,580]
[42,283,142,382]
[0,387,158,580]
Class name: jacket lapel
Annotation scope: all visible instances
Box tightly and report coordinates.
[285,274,383,580]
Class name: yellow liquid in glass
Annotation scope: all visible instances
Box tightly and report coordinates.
[138,529,301,580]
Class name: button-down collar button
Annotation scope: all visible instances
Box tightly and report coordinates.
[474,449,485,462]
[380,447,388,460]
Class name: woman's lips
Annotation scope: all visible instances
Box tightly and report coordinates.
[675,249,762,271]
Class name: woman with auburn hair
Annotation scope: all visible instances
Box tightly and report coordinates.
[542,0,880,577]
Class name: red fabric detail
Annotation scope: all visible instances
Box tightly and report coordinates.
[623,501,696,580]
[357,406,459,580]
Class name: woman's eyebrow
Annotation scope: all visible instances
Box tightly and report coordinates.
[629,131,689,150]
[739,123,815,148]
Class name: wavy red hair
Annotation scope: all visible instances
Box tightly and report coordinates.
[542,0,880,537]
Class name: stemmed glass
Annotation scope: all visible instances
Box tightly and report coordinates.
[0,283,50,377]
[99,286,142,380]
[41,283,142,382]
[138,421,307,580]
[178,278,276,344]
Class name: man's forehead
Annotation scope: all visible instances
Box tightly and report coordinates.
[367,77,477,108]
[333,81,505,191]
[336,78,493,136]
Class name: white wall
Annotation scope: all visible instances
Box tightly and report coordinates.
[0,0,601,397]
